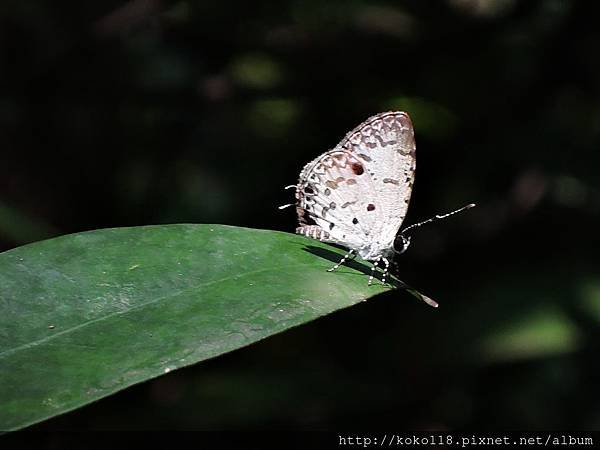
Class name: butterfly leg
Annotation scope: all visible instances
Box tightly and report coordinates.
[368,257,382,286]
[380,257,391,285]
[327,249,355,272]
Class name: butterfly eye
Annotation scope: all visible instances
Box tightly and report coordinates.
[393,234,411,255]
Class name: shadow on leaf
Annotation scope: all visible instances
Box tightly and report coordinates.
[303,245,390,285]
[303,245,439,307]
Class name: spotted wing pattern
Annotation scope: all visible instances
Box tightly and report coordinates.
[295,111,416,259]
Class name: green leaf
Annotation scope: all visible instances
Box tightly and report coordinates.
[0,224,402,430]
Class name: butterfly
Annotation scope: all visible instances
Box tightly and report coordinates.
[280,111,474,288]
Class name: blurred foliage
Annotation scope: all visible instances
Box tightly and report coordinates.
[0,0,598,431]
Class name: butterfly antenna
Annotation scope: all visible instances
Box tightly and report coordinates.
[278,185,297,209]
[401,203,476,236]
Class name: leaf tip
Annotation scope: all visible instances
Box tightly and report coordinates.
[422,295,439,308]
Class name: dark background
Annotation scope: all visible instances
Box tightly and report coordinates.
[2,0,599,430]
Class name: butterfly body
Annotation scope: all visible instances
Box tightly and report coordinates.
[294,111,416,269]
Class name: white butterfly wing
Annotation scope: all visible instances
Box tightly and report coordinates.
[295,149,382,249]
[295,111,416,255]
[337,111,416,246]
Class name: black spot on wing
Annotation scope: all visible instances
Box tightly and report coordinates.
[351,162,364,175]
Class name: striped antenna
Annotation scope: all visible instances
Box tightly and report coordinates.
[401,203,476,236]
